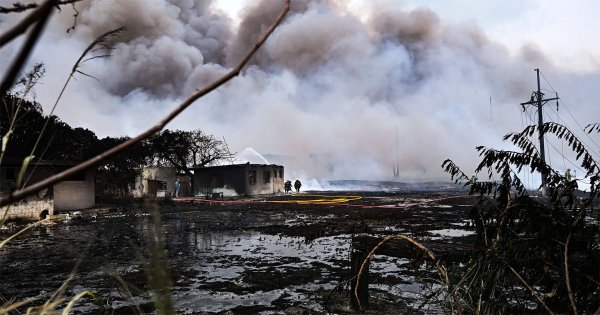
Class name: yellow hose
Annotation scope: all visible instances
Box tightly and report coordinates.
[267,194,362,205]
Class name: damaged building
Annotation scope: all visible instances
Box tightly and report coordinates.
[0,159,95,221]
[131,166,191,198]
[193,163,284,197]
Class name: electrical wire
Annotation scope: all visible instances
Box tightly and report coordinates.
[543,102,600,158]
[539,70,600,154]
[523,108,585,175]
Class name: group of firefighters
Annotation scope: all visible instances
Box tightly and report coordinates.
[284,179,301,193]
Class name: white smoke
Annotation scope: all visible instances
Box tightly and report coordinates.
[2,0,600,185]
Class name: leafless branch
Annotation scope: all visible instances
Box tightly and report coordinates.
[0,0,291,208]
[353,234,459,313]
[65,1,80,33]
[504,260,555,315]
[0,0,56,94]
[564,234,577,315]
[0,0,84,13]
[0,0,56,47]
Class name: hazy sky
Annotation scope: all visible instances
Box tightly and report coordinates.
[215,0,600,72]
[2,0,599,184]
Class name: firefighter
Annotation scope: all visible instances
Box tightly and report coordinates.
[565,168,572,182]
[284,180,292,193]
[294,179,302,193]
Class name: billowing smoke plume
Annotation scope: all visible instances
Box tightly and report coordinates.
[2,0,600,184]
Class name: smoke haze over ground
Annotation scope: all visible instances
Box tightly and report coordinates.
[2,0,600,185]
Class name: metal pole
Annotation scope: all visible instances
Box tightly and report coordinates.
[535,69,547,193]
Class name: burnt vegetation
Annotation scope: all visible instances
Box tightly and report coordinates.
[442,122,600,314]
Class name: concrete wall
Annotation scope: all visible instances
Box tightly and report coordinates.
[1,164,95,219]
[132,167,177,197]
[0,189,54,222]
[245,165,284,195]
[53,168,95,211]
[195,164,284,196]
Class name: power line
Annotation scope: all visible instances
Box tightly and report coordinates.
[524,108,585,174]
[519,106,533,188]
[542,104,600,159]
[539,70,600,154]
[520,69,559,194]
[545,100,600,158]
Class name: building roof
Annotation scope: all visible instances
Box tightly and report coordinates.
[0,158,80,167]
[192,163,283,171]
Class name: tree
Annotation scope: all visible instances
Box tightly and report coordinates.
[1,91,98,162]
[95,136,152,197]
[1,91,234,197]
[149,129,234,177]
[147,129,234,196]
[442,122,599,314]
[0,2,289,313]
[189,130,234,167]
[0,0,290,208]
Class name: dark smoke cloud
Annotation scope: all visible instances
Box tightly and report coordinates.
[225,0,335,68]
[1,0,599,185]
[63,0,232,96]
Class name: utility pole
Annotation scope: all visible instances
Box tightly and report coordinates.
[520,69,559,195]
[393,126,399,179]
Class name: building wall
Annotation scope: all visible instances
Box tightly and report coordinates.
[195,164,284,196]
[245,165,284,195]
[194,166,246,196]
[53,168,95,211]
[0,189,54,222]
[132,167,177,197]
[1,164,95,219]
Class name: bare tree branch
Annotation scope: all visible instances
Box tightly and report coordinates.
[0,0,56,94]
[564,234,578,315]
[504,260,555,315]
[0,0,291,208]
[0,0,84,14]
[353,234,458,313]
[0,7,41,46]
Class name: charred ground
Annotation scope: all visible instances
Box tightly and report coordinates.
[0,190,484,314]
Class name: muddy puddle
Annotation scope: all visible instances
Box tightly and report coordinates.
[0,191,475,314]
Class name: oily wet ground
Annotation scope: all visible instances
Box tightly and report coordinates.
[0,190,476,314]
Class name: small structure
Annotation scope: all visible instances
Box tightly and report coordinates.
[0,159,95,221]
[193,164,284,197]
[132,167,191,198]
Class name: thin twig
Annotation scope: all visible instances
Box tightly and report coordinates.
[563,234,577,315]
[0,3,45,46]
[504,260,555,315]
[22,27,125,178]
[66,2,80,33]
[353,234,458,313]
[0,0,290,206]
[113,274,144,315]
[0,0,84,13]
[0,218,48,250]
[0,298,36,313]
[0,0,56,94]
